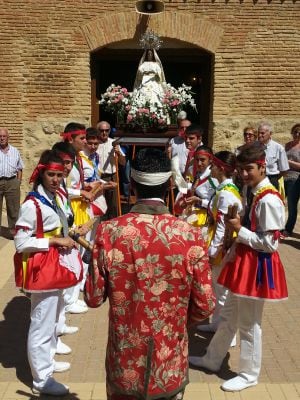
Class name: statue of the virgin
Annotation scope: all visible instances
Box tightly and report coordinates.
[132,31,167,110]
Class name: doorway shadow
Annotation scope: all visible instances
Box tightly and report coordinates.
[0,295,32,386]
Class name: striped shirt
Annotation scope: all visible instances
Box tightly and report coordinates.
[0,145,24,178]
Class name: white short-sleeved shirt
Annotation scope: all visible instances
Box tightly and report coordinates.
[264,139,289,175]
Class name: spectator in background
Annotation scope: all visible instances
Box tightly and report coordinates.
[169,118,192,173]
[182,125,204,182]
[236,125,257,155]
[235,125,258,191]
[281,123,300,237]
[257,121,289,190]
[0,127,24,238]
[96,121,126,220]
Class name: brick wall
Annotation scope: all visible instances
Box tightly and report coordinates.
[0,1,299,187]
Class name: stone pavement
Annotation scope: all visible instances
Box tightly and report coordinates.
[0,217,300,400]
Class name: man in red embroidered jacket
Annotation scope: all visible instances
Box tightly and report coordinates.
[91,148,215,400]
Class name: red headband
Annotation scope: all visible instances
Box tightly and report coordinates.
[255,159,266,166]
[195,151,212,159]
[212,156,235,172]
[60,129,86,141]
[29,162,64,183]
[58,151,74,161]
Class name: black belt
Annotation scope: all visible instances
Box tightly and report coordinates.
[0,175,16,180]
[101,173,116,178]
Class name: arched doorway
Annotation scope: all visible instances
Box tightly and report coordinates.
[81,11,224,145]
[91,39,213,144]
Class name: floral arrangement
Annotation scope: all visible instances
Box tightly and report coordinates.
[99,84,131,123]
[162,83,196,125]
[99,83,196,131]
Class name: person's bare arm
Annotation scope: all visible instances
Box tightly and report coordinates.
[17,169,22,182]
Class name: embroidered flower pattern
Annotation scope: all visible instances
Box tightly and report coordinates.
[92,212,215,397]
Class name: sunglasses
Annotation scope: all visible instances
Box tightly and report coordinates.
[99,129,110,133]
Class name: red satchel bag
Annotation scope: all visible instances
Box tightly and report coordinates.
[14,196,80,291]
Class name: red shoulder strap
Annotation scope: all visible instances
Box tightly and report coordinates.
[250,189,283,231]
[26,196,44,238]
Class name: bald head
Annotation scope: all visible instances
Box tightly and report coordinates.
[97,121,111,143]
[0,127,9,149]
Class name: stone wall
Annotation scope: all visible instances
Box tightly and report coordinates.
[0,1,299,191]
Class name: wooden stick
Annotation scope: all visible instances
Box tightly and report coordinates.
[69,229,93,251]
[114,152,122,216]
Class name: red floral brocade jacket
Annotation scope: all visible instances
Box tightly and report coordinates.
[92,202,215,399]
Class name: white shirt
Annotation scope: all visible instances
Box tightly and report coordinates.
[194,167,218,209]
[238,177,285,252]
[14,185,58,253]
[264,139,289,175]
[171,139,188,174]
[209,178,242,258]
[171,138,204,175]
[0,144,24,177]
[96,138,124,175]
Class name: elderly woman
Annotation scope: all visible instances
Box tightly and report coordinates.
[235,125,257,155]
[282,123,300,237]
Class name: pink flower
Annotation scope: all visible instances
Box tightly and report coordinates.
[156,343,172,361]
[139,239,149,249]
[122,225,140,241]
[187,246,205,264]
[128,331,143,347]
[111,291,126,305]
[107,248,124,263]
[173,220,190,232]
[141,320,150,333]
[162,323,173,336]
[143,262,155,279]
[150,280,168,296]
[123,369,139,383]
[127,114,133,122]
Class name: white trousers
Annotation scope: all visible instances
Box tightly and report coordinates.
[203,291,264,382]
[28,290,63,389]
[56,290,69,336]
[79,228,92,290]
[211,265,228,325]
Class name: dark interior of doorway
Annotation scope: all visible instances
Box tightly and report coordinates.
[91,48,213,144]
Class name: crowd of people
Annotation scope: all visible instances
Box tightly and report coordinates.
[0,118,298,398]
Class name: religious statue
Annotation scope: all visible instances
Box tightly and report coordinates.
[100,30,196,131]
[133,47,167,108]
[129,30,170,127]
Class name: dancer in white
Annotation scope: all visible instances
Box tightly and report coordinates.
[14,150,83,396]
[189,143,288,392]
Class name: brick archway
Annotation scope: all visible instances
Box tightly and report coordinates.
[81,11,224,54]
[81,11,224,134]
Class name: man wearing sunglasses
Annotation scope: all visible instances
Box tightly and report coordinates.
[96,121,126,219]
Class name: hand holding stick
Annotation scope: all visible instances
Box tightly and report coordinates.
[223,203,239,251]
[68,228,93,251]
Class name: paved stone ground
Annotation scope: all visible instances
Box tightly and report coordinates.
[0,213,299,399]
